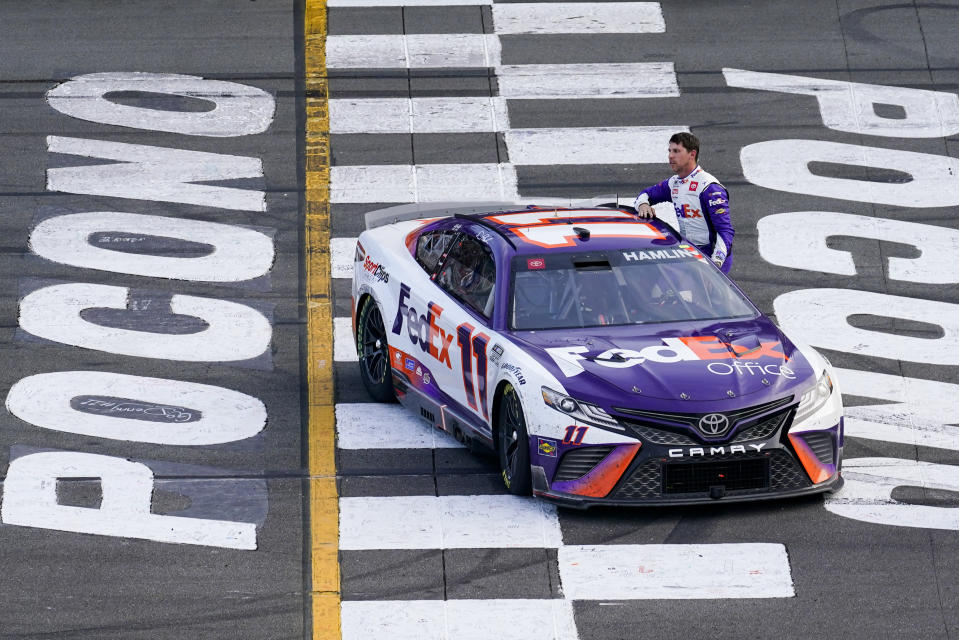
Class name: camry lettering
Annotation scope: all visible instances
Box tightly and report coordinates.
[545,337,787,376]
[391,283,453,368]
[668,443,767,458]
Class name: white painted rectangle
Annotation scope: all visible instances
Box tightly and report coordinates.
[336,403,465,449]
[498,62,679,99]
[331,237,357,279]
[330,97,510,134]
[329,0,486,5]
[331,164,519,203]
[342,600,579,640]
[334,316,357,361]
[558,544,795,599]
[339,495,562,549]
[506,126,686,165]
[327,34,502,68]
[493,2,665,34]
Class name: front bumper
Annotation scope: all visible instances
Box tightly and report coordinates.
[531,424,843,509]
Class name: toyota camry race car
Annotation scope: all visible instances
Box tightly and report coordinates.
[351,202,843,507]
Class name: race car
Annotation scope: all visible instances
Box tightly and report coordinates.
[351,202,843,507]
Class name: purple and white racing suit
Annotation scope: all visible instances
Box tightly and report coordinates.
[633,166,734,273]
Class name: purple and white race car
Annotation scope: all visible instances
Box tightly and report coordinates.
[351,202,843,507]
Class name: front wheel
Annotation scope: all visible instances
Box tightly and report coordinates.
[497,383,532,495]
[356,297,395,402]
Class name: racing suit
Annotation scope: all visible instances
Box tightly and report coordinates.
[633,166,734,273]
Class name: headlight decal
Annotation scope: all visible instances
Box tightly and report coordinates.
[541,386,622,430]
[793,371,833,426]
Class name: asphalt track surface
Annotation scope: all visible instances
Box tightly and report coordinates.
[1,1,959,639]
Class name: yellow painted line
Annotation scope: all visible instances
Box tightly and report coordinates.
[305,1,339,639]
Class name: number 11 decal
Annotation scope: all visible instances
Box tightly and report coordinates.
[457,323,489,419]
[563,425,588,445]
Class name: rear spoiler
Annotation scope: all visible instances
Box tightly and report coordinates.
[363,195,632,230]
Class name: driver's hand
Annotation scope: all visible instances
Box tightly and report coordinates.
[636,203,655,219]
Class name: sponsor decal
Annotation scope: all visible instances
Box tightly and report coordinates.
[678,203,702,219]
[714,208,728,215]
[476,229,494,244]
[708,197,727,207]
[527,258,545,270]
[538,438,558,457]
[689,181,698,191]
[423,372,431,384]
[499,362,526,385]
[415,365,422,377]
[405,357,415,371]
[362,255,389,283]
[391,282,454,369]
[622,248,699,262]
[671,188,679,196]
[489,343,504,365]
[668,443,767,458]
[707,361,796,379]
[544,336,788,377]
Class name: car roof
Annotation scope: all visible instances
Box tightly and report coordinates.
[458,207,682,256]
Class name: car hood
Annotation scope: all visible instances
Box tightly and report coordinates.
[509,317,815,403]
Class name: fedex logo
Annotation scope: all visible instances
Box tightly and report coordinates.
[677,204,702,218]
[391,283,453,368]
[545,336,787,377]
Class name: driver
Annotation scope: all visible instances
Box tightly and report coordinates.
[632,132,734,274]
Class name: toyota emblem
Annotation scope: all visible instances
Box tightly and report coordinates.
[698,413,730,436]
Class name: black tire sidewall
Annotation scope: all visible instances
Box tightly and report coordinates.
[357,297,395,403]
[498,384,532,495]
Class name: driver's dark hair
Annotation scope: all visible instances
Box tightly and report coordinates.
[669,132,700,162]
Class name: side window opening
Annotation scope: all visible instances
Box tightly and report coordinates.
[437,235,496,319]
[416,230,455,273]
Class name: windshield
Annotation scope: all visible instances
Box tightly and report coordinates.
[510,248,756,330]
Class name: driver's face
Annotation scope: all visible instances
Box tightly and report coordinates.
[668,142,696,176]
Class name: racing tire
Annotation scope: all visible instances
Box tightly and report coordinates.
[357,297,395,403]
[497,383,532,496]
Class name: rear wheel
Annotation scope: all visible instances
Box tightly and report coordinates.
[357,297,395,402]
[497,383,532,495]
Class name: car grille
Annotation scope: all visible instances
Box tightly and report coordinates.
[617,407,791,446]
[797,431,835,465]
[554,446,615,481]
[729,411,789,443]
[611,450,810,500]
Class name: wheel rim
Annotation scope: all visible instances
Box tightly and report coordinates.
[501,389,524,480]
[361,304,388,383]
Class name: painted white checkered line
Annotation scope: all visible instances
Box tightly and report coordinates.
[334,316,357,361]
[330,237,357,279]
[492,2,664,34]
[331,97,510,134]
[325,1,664,37]
[341,599,579,640]
[331,163,520,204]
[339,495,563,550]
[326,1,664,38]
[336,402,465,449]
[558,543,795,599]
[506,126,687,165]
[327,34,501,68]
